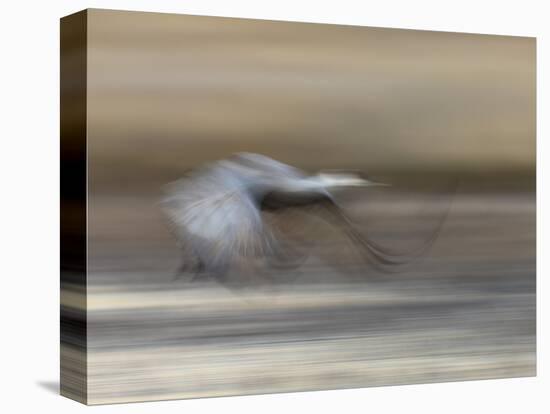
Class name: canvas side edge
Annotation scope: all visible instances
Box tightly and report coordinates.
[60,9,88,405]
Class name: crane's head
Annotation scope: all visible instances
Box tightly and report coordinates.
[315,172,389,188]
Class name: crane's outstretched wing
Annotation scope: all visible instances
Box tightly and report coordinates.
[259,194,405,272]
[259,181,456,273]
[314,183,457,271]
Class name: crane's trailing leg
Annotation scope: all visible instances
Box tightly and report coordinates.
[173,256,206,282]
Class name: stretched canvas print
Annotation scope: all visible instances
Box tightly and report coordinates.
[60,9,536,405]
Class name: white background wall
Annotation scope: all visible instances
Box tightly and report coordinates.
[0,0,546,412]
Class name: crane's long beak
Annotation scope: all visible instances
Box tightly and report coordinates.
[363,179,390,187]
[317,173,390,188]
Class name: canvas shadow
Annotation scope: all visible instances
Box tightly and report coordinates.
[36,380,59,395]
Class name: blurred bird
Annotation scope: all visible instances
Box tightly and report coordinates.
[161,152,449,282]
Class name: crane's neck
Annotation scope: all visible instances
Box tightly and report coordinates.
[250,173,386,201]
[267,173,370,195]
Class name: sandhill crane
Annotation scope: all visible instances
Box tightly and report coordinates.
[161,152,449,282]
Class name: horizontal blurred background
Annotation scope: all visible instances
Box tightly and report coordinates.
[87,9,535,189]
[77,9,535,404]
